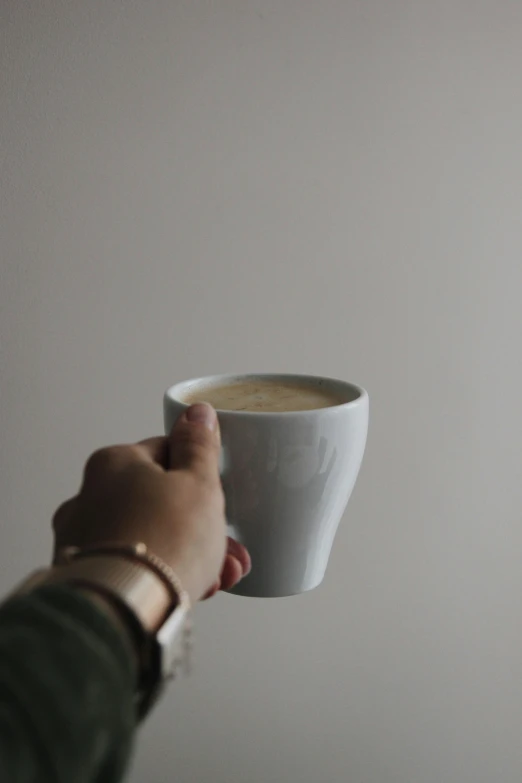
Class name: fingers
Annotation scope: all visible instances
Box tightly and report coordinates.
[201,538,252,599]
[201,555,245,598]
[226,537,252,577]
[168,403,220,480]
[203,580,220,600]
[82,403,220,484]
[220,553,245,591]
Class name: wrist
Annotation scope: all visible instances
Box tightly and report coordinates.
[9,544,192,718]
[77,588,141,673]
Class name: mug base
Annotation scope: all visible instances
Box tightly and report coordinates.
[226,573,325,599]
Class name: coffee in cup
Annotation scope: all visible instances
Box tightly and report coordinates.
[179,377,349,413]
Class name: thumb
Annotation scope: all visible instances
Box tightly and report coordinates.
[168,403,220,478]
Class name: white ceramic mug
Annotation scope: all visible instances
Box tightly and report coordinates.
[164,374,369,598]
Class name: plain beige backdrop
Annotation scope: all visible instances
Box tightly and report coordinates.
[1,2,522,782]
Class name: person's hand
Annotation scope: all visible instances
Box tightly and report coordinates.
[52,403,251,604]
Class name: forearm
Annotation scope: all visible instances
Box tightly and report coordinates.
[0,585,137,783]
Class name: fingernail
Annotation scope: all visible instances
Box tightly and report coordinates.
[185,402,217,431]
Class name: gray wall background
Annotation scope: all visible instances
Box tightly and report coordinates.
[2,2,522,782]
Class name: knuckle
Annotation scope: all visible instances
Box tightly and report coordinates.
[84,445,127,477]
[125,444,147,462]
[84,448,111,476]
[52,498,75,531]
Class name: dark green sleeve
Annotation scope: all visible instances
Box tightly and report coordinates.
[0,584,137,783]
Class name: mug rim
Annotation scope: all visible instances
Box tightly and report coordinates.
[164,373,368,417]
